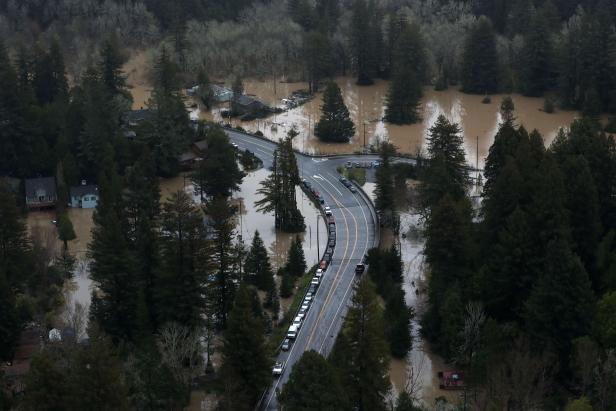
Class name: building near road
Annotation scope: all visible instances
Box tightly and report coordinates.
[25,177,57,209]
[69,181,99,209]
[234,95,266,115]
[211,84,233,103]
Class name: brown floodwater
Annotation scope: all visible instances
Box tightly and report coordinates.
[364,182,460,406]
[160,169,327,270]
[201,77,583,167]
[124,50,152,110]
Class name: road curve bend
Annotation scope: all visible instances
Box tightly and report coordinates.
[223,129,381,410]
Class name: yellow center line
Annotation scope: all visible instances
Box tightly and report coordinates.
[304,177,356,349]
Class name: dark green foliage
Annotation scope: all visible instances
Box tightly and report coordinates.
[279,350,348,410]
[244,231,273,290]
[220,285,271,411]
[141,47,191,177]
[366,246,403,295]
[461,17,499,94]
[374,142,397,227]
[32,39,68,106]
[524,238,594,354]
[315,82,355,143]
[205,196,239,329]
[256,130,305,232]
[192,126,245,200]
[384,287,412,358]
[156,190,207,329]
[99,34,130,101]
[597,231,616,292]
[88,158,139,342]
[57,213,76,250]
[395,392,422,411]
[280,270,295,298]
[520,11,556,96]
[285,236,307,277]
[350,0,377,85]
[330,277,390,411]
[385,22,425,124]
[22,336,131,411]
[304,31,334,93]
[593,292,616,349]
[420,115,470,211]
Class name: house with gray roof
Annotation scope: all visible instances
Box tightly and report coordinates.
[24,177,57,209]
[69,181,99,209]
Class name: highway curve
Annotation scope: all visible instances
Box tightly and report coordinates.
[224,129,382,410]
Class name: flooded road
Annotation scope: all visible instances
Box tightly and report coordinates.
[201,78,581,167]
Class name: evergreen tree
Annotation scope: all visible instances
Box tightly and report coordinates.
[384,287,412,358]
[156,190,207,329]
[143,47,191,177]
[192,127,244,200]
[524,238,594,355]
[57,213,76,250]
[32,39,68,106]
[285,236,307,277]
[256,130,305,232]
[331,277,390,411]
[420,115,470,211]
[99,34,131,104]
[594,292,616,349]
[244,231,273,290]
[315,82,355,143]
[350,0,376,85]
[304,31,334,94]
[279,350,348,410]
[88,155,138,342]
[385,66,422,124]
[374,142,397,228]
[219,285,271,411]
[520,11,555,96]
[205,196,239,329]
[280,270,295,298]
[460,16,499,94]
[125,149,161,332]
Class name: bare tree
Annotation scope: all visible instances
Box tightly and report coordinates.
[157,322,204,388]
[457,301,485,366]
[61,300,89,342]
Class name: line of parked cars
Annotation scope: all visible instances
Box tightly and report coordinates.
[301,178,325,204]
[276,183,337,376]
[345,160,381,169]
[339,176,358,193]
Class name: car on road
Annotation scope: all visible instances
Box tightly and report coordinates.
[281,339,290,351]
[316,268,324,279]
[349,186,357,193]
[339,176,349,185]
[372,160,381,167]
[323,252,331,262]
[319,260,328,270]
[301,302,310,311]
[318,195,325,204]
[324,206,332,216]
[308,284,317,294]
[304,294,312,303]
[231,143,239,150]
[328,216,335,225]
[311,276,320,286]
[355,263,365,275]
[273,361,285,376]
[293,315,303,328]
[328,238,336,248]
[287,324,298,339]
[345,161,352,168]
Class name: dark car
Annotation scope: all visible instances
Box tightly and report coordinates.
[355,263,365,275]
[328,238,336,248]
[281,339,291,351]
[308,284,317,294]
[339,176,348,184]
[323,253,331,262]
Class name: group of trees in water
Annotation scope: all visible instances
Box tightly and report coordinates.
[416,99,616,409]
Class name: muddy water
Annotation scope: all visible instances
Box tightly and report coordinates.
[160,170,327,270]
[202,78,582,166]
[124,50,152,110]
[363,182,460,406]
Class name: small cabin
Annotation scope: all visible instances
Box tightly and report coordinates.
[211,84,233,103]
[25,177,57,209]
[69,181,99,209]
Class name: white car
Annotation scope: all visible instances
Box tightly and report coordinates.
[301,302,310,311]
[324,206,332,216]
[293,315,303,329]
[273,361,285,376]
[287,324,298,339]
[311,276,320,286]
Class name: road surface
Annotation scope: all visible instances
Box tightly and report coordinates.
[224,130,386,410]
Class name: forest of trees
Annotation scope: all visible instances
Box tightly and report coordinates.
[1,0,616,410]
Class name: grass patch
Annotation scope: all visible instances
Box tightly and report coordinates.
[336,166,367,186]
[268,265,316,355]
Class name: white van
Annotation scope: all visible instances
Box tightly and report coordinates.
[287,324,298,339]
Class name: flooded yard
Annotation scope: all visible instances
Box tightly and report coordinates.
[201,78,582,167]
